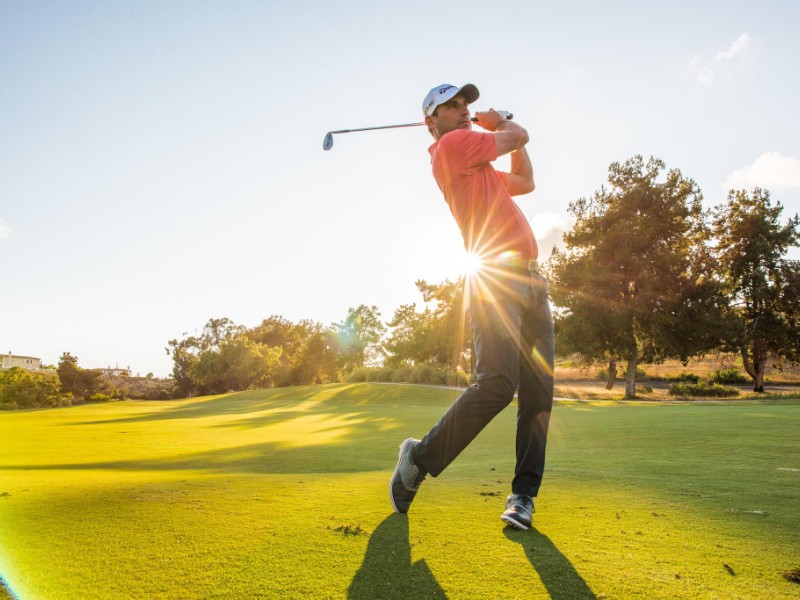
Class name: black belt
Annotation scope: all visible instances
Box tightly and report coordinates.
[489,256,539,272]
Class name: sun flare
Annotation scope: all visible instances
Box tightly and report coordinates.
[462,252,484,276]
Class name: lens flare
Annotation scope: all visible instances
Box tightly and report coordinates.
[462,252,484,276]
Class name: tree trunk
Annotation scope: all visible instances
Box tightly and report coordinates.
[605,358,617,390]
[741,338,767,393]
[624,348,638,399]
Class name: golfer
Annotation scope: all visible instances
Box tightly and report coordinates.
[389,83,554,530]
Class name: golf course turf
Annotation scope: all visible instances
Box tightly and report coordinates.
[1,383,798,598]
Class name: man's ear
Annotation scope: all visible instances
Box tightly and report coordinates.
[425,114,436,137]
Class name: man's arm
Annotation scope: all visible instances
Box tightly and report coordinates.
[506,145,534,196]
[474,110,534,196]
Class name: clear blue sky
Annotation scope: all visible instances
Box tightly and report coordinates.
[2,0,799,377]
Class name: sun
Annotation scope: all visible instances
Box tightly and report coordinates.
[462,252,484,276]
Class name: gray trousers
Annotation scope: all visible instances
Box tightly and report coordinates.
[415,268,554,497]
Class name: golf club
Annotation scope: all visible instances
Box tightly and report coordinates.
[323,111,513,150]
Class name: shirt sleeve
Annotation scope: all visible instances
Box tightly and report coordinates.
[438,129,498,173]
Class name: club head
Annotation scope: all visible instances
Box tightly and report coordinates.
[323,132,334,151]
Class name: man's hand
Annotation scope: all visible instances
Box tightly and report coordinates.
[474,109,507,132]
[475,109,529,158]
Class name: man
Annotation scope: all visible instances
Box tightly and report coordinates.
[389,83,554,530]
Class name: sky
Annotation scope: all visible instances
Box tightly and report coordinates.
[2,0,799,377]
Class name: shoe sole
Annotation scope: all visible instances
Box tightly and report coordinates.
[501,514,530,530]
[389,438,415,513]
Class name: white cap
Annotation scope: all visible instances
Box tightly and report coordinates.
[422,83,480,117]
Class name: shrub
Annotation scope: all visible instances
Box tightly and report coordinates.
[348,367,369,383]
[711,368,747,385]
[86,393,112,403]
[346,363,470,387]
[662,373,700,384]
[668,383,740,398]
[0,367,61,408]
[636,385,653,394]
[597,366,647,381]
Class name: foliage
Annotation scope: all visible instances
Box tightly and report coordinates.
[548,155,726,398]
[334,305,386,370]
[596,366,646,381]
[56,353,117,403]
[192,337,283,393]
[659,372,701,383]
[668,382,740,397]
[166,318,244,396]
[384,278,470,371]
[348,361,470,387]
[711,188,800,392]
[710,368,747,385]
[0,367,62,408]
[167,314,349,395]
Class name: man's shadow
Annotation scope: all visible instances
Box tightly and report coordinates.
[348,514,447,599]
[504,527,597,599]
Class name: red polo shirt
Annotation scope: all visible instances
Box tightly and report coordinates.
[428,128,538,261]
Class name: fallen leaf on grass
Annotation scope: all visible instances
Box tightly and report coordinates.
[782,567,800,584]
[328,524,365,537]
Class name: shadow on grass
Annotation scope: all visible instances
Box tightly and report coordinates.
[504,527,596,599]
[0,385,463,475]
[348,514,446,599]
[69,384,458,427]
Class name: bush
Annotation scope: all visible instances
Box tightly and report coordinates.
[636,385,653,394]
[597,366,647,381]
[348,367,369,383]
[668,383,740,398]
[0,367,61,408]
[346,363,470,387]
[662,372,700,384]
[711,368,747,385]
[86,393,112,403]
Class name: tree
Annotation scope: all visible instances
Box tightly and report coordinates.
[548,155,725,398]
[711,188,800,391]
[285,321,340,385]
[57,352,81,395]
[55,352,113,402]
[384,278,471,377]
[166,317,244,396]
[0,367,61,408]
[245,316,312,384]
[335,305,386,370]
[166,334,203,397]
[193,338,282,393]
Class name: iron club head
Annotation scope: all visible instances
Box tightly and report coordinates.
[323,132,334,151]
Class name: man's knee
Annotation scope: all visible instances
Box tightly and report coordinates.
[476,375,517,405]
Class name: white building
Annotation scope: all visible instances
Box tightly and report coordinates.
[100,365,132,377]
[1,353,43,371]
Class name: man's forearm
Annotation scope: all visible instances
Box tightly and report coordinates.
[511,145,532,178]
[504,144,535,196]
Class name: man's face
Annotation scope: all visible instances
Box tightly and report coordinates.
[426,93,471,139]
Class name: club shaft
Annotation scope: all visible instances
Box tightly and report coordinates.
[328,122,425,135]
[329,113,511,136]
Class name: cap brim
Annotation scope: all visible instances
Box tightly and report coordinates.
[458,83,480,104]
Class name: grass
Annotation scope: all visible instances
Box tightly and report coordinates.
[1,383,799,599]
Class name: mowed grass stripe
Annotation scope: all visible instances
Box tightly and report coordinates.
[0,383,798,599]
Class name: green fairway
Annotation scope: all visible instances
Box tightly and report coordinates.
[1,384,798,599]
